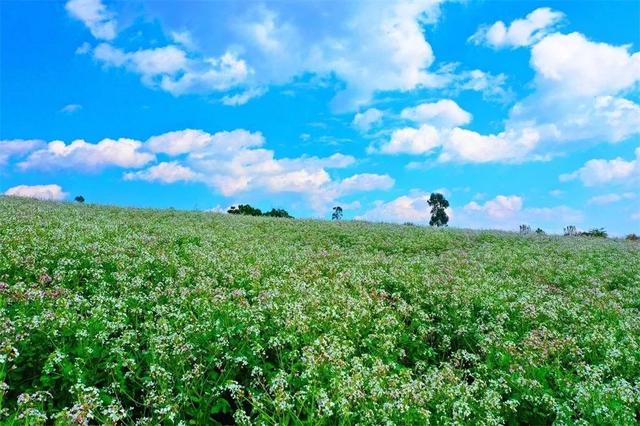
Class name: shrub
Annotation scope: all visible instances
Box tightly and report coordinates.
[580,228,608,238]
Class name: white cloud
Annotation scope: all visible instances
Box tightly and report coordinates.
[4,184,67,201]
[377,28,640,164]
[65,0,117,40]
[438,127,541,163]
[455,69,511,102]
[560,147,640,186]
[588,192,636,205]
[356,192,453,224]
[221,87,267,106]
[75,42,91,55]
[120,128,390,212]
[19,138,154,171]
[60,104,82,114]
[0,139,45,166]
[170,31,196,50]
[458,194,583,232]
[379,124,441,155]
[531,32,640,97]
[400,99,471,127]
[123,162,199,184]
[470,7,564,49]
[337,173,394,193]
[352,108,383,132]
[464,195,523,220]
[376,125,542,163]
[94,43,188,77]
[93,43,249,96]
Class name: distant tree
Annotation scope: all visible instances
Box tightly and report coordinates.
[626,233,639,241]
[427,193,449,227]
[74,195,85,203]
[264,208,293,218]
[564,225,578,236]
[535,228,545,235]
[331,206,343,221]
[404,222,416,226]
[519,224,531,235]
[227,204,262,216]
[580,228,608,238]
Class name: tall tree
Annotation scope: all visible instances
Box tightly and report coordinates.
[427,193,449,227]
[331,206,343,220]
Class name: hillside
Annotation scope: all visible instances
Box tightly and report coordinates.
[1,197,639,424]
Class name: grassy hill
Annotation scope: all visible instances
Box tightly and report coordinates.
[1,197,639,424]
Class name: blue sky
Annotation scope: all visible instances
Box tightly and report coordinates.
[1,0,639,235]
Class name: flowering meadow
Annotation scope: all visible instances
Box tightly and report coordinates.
[1,197,639,425]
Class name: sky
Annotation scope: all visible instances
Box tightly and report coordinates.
[1,0,639,235]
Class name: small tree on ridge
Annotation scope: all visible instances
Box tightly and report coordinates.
[427,193,449,227]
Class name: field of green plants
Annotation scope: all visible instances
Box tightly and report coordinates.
[1,196,639,424]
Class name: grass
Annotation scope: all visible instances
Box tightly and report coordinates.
[1,196,639,424]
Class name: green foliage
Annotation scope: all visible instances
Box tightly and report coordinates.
[535,228,545,235]
[580,228,608,238]
[227,204,263,216]
[1,197,639,424]
[227,205,292,219]
[427,193,449,227]
[331,206,343,220]
[626,233,639,241]
[263,208,293,218]
[74,195,85,203]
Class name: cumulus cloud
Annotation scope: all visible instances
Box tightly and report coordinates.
[19,138,154,171]
[221,87,267,106]
[124,128,392,212]
[93,43,249,95]
[65,0,117,40]
[560,147,640,186]
[379,125,441,155]
[470,7,564,49]
[123,162,199,184]
[377,22,640,164]
[464,195,523,220]
[4,184,67,201]
[588,192,636,205]
[0,139,45,167]
[531,32,640,97]
[356,191,453,224]
[458,194,583,231]
[400,99,471,127]
[352,108,384,132]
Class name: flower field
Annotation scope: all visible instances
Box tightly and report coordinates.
[1,197,639,425]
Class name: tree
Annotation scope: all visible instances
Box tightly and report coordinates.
[564,225,578,236]
[535,228,545,235]
[331,206,343,220]
[74,195,85,203]
[427,193,449,227]
[227,204,262,216]
[580,228,607,238]
[519,224,531,235]
[264,208,293,218]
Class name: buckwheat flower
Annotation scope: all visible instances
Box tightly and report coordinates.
[38,273,52,285]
